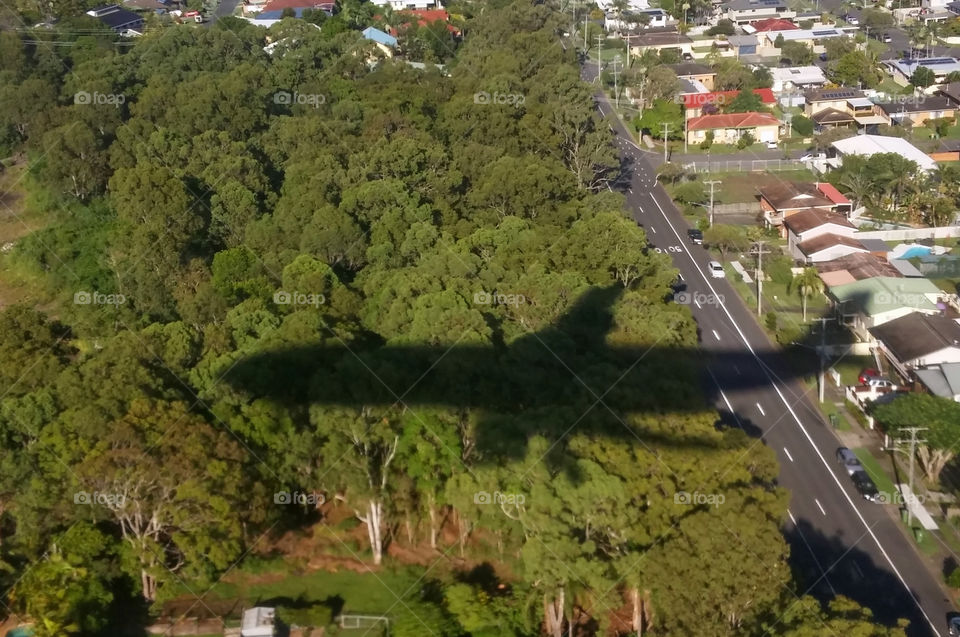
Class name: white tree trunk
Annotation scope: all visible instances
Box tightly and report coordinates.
[544,589,565,637]
[357,499,384,565]
[428,496,438,549]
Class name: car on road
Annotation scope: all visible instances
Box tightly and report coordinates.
[836,447,865,475]
[765,140,777,149]
[798,151,826,161]
[708,260,725,278]
[688,228,703,244]
[851,470,880,502]
[858,368,881,384]
[882,32,892,43]
[948,612,960,636]
[844,14,859,24]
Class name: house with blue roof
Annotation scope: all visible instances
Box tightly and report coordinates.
[362,26,398,56]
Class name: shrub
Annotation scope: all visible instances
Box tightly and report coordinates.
[736,132,754,149]
[765,311,778,332]
[947,567,960,589]
[792,115,814,137]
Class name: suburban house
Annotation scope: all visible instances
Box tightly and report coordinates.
[929,138,960,161]
[241,607,276,637]
[666,63,717,90]
[770,65,827,93]
[783,208,857,261]
[385,0,435,9]
[830,134,939,172]
[85,4,144,33]
[915,363,960,401]
[685,112,780,145]
[816,252,903,286]
[884,57,960,86]
[362,26,398,55]
[391,9,460,35]
[248,0,334,20]
[681,88,776,118]
[827,277,945,340]
[636,8,671,28]
[803,87,886,130]
[762,26,855,50]
[758,181,852,228]
[625,30,693,57]
[726,0,796,25]
[596,0,649,10]
[868,312,960,380]
[797,234,868,263]
[939,81,960,107]
[727,34,759,56]
[877,96,957,126]
[749,16,798,31]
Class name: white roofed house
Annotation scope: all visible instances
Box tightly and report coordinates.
[726,0,796,25]
[884,57,960,86]
[830,134,938,172]
[770,66,827,93]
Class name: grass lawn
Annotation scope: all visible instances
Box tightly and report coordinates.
[165,560,433,621]
[819,400,852,431]
[852,448,898,497]
[830,355,875,387]
[699,170,818,204]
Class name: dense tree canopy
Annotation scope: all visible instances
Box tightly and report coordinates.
[0,1,909,635]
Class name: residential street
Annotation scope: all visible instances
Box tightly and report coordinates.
[583,62,957,637]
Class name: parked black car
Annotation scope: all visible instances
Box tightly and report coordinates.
[688,228,703,244]
[851,471,880,502]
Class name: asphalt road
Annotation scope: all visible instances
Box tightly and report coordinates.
[582,61,956,637]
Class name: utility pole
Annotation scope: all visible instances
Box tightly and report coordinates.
[612,55,622,108]
[662,123,670,162]
[811,316,832,403]
[887,427,928,527]
[584,12,588,50]
[750,240,771,317]
[704,180,720,226]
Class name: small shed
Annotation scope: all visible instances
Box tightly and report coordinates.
[241,607,276,637]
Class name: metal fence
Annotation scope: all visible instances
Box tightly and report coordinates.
[680,159,813,173]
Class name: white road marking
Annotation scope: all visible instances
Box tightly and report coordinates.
[719,389,734,412]
[787,509,797,526]
[734,365,740,375]
[712,329,720,341]
[644,166,943,636]
[783,447,793,462]
[694,297,701,309]
[815,499,826,515]
[756,402,765,416]
[650,226,656,233]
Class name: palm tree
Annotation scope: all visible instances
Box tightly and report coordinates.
[610,0,630,35]
[840,170,873,213]
[790,267,824,322]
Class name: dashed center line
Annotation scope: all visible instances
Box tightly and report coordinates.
[783,447,793,462]
[712,329,720,341]
[815,499,826,516]
[756,402,765,416]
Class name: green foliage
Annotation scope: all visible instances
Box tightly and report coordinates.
[277,602,334,627]
[673,181,707,205]
[947,566,960,589]
[764,311,778,332]
[911,66,937,88]
[703,224,747,261]
[871,394,960,483]
[726,90,766,113]
[706,19,735,35]
[780,41,814,65]
[700,129,714,149]
[635,99,684,139]
[736,131,755,149]
[792,114,814,137]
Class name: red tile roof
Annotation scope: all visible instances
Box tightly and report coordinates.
[682,88,776,109]
[815,182,851,206]
[393,8,459,34]
[687,111,781,131]
[751,18,799,31]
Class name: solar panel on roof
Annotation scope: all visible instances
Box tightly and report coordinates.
[923,58,957,65]
[812,30,835,35]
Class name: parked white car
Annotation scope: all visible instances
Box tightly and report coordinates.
[709,261,725,278]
